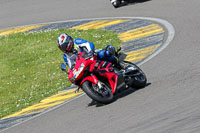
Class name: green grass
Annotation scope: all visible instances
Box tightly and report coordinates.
[0,28,121,118]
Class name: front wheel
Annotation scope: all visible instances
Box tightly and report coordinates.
[124,61,147,89]
[81,81,114,104]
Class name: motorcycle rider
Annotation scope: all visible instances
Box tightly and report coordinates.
[57,33,124,70]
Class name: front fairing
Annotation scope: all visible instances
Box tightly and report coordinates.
[68,52,119,94]
[68,52,95,83]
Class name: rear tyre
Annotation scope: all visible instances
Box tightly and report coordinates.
[124,61,147,89]
[82,81,114,104]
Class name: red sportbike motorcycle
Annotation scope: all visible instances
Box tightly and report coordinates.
[61,48,147,104]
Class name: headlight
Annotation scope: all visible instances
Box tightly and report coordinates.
[73,63,85,79]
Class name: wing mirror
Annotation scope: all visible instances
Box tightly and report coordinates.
[117,47,121,53]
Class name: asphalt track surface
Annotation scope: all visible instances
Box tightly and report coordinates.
[1,0,200,133]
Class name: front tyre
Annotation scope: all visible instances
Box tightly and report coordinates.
[81,81,114,104]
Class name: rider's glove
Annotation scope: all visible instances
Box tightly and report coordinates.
[104,50,112,57]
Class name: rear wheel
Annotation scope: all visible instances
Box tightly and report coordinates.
[82,81,114,104]
[124,61,147,89]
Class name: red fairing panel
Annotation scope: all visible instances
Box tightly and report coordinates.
[89,60,97,72]
[100,73,118,94]
[68,69,74,83]
[80,75,98,87]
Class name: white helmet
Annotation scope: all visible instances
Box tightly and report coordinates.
[57,33,74,53]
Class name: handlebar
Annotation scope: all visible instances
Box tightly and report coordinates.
[116,47,121,53]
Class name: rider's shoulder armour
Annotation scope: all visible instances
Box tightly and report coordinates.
[74,38,95,52]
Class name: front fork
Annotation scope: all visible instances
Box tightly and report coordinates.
[92,82,104,93]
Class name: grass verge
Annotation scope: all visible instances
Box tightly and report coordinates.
[0,28,121,118]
